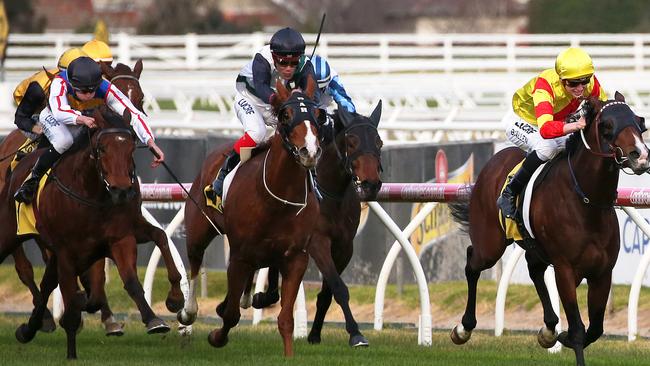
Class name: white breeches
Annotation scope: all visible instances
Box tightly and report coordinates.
[234,89,276,144]
[503,110,569,161]
[39,107,84,154]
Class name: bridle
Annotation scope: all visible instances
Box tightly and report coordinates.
[277,94,320,159]
[110,73,146,114]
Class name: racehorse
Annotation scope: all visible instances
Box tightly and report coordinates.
[0,106,184,359]
[0,60,160,336]
[250,103,384,348]
[181,77,321,356]
[449,92,649,366]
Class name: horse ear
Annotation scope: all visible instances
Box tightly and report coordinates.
[122,108,132,125]
[615,91,626,102]
[133,59,143,79]
[369,100,382,127]
[337,104,354,127]
[637,116,647,133]
[100,61,115,80]
[274,79,290,111]
[42,67,56,80]
[305,74,317,100]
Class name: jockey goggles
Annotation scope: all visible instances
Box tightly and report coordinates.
[72,85,99,94]
[564,76,591,87]
[272,53,300,67]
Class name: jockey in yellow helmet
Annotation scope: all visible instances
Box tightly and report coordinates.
[496,47,608,219]
[13,47,88,137]
[81,39,113,64]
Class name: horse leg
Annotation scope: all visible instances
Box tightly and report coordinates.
[179,207,218,325]
[554,265,586,366]
[252,267,280,309]
[12,245,56,333]
[277,253,309,357]
[79,259,124,336]
[135,219,184,313]
[208,259,252,348]
[524,251,559,348]
[240,271,255,309]
[308,235,367,347]
[57,256,87,359]
[451,239,505,345]
[584,272,612,349]
[15,254,59,343]
[110,236,170,334]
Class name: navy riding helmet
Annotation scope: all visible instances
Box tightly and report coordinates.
[67,56,102,91]
[270,27,306,56]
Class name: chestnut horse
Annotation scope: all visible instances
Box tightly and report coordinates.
[0,106,184,359]
[180,78,321,356]
[250,103,384,348]
[449,93,649,366]
[0,60,159,336]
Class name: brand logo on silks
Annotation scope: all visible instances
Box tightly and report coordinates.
[409,150,474,257]
[621,216,650,255]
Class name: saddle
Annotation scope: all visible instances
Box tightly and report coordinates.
[203,147,254,211]
[15,169,51,236]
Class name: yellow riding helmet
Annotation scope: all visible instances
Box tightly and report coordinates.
[57,48,87,70]
[555,47,595,80]
[81,39,113,63]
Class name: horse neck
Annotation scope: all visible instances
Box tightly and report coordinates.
[316,135,352,198]
[263,135,309,200]
[570,133,620,204]
[58,145,104,195]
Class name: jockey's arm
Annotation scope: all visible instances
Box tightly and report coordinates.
[328,75,356,113]
[251,53,275,104]
[14,81,45,134]
[104,84,164,167]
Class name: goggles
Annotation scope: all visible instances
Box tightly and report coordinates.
[73,86,98,94]
[564,76,591,87]
[272,53,300,67]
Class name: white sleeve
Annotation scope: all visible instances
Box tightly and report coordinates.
[49,77,81,125]
[105,84,154,145]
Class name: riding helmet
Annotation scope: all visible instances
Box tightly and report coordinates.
[270,27,306,56]
[555,47,594,80]
[67,56,103,91]
[81,39,113,63]
[57,48,88,70]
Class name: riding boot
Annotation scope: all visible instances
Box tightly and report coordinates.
[496,151,545,219]
[15,147,61,204]
[211,150,241,199]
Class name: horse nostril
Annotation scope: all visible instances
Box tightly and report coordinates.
[630,151,640,160]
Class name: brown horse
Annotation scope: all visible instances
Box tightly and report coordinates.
[250,103,384,348]
[0,60,156,336]
[180,77,321,356]
[0,106,184,359]
[449,93,649,366]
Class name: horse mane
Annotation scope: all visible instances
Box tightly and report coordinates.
[564,97,604,156]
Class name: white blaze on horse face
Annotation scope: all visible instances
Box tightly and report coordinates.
[634,134,649,166]
[303,120,318,157]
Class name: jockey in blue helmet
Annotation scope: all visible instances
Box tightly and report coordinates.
[311,55,356,113]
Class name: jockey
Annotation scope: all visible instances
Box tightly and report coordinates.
[14,56,165,204]
[497,47,608,219]
[81,39,113,65]
[13,48,87,138]
[311,54,356,113]
[208,27,319,207]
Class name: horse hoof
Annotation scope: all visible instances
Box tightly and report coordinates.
[105,322,125,337]
[307,332,321,345]
[450,324,472,345]
[146,318,171,334]
[557,331,574,349]
[537,326,558,348]
[349,334,369,347]
[15,323,36,344]
[240,293,253,309]
[252,291,280,309]
[177,309,197,326]
[166,297,185,314]
[208,329,228,348]
[39,316,57,333]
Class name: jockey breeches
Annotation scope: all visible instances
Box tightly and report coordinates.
[503,110,569,161]
[39,107,84,154]
[234,87,276,144]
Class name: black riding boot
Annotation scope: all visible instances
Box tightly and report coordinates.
[15,147,61,204]
[211,150,241,198]
[496,151,545,219]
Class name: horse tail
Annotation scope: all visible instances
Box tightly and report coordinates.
[448,184,472,232]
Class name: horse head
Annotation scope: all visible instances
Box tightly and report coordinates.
[334,101,384,200]
[91,106,137,204]
[582,92,649,174]
[101,60,146,113]
[272,75,322,168]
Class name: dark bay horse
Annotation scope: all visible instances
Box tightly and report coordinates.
[449,92,649,366]
[181,77,322,356]
[0,60,162,336]
[0,106,184,359]
[251,103,384,348]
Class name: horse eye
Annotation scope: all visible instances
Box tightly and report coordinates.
[376,136,383,149]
